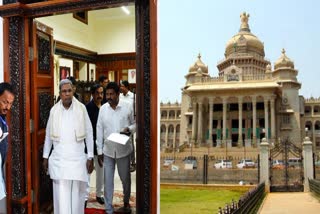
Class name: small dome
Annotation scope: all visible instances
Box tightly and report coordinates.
[274,49,294,69]
[266,64,272,73]
[188,53,208,73]
[225,12,265,57]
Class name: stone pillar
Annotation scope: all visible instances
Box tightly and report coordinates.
[312,105,314,116]
[303,137,314,192]
[312,121,316,148]
[260,138,270,192]
[207,100,213,146]
[197,102,203,145]
[223,98,227,147]
[192,101,197,142]
[217,118,221,148]
[173,126,176,151]
[238,97,243,147]
[270,97,276,142]
[264,99,269,141]
[165,125,169,147]
[252,97,257,145]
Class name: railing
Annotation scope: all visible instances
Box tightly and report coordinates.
[309,179,320,196]
[218,182,265,214]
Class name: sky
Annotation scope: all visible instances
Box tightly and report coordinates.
[158,0,320,103]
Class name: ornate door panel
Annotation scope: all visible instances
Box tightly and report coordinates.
[30,20,54,213]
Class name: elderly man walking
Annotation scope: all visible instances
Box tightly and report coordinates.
[43,79,94,214]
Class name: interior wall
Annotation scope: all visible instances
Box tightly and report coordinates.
[89,63,96,81]
[93,18,135,54]
[36,14,95,51]
[79,61,87,81]
[58,58,73,75]
[36,10,135,54]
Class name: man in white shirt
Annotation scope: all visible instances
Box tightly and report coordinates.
[119,80,136,172]
[119,80,134,104]
[43,79,94,214]
[96,82,135,214]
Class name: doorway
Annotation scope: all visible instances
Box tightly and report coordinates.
[34,7,137,212]
[0,0,157,213]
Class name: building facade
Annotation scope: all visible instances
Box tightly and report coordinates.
[160,12,320,155]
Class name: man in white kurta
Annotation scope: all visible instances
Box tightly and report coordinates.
[43,79,94,214]
[119,80,136,172]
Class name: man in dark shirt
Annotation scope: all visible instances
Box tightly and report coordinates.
[85,84,105,205]
[0,83,14,168]
[98,75,109,104]
[0,82,15,212]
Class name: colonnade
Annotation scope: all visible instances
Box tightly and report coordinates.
[191,96,276,147]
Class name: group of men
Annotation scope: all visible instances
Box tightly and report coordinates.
[0,77,135,213]
[43,76,136,214]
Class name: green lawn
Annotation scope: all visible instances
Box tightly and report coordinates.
[160,188,247,214]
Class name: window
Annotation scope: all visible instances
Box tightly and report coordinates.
[282,115,291,124]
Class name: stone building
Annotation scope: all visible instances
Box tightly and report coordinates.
[160,12,320,155]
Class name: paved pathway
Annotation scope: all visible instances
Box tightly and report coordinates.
[259,192,320,214]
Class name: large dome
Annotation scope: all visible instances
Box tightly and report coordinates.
[225,12,265,57]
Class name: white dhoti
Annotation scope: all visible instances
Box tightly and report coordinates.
[53,179,87,214]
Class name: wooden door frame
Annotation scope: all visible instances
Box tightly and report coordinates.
[0,0,158,213]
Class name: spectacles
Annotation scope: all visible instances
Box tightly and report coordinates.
[61,89,72,94]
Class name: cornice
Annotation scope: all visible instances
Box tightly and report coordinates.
[0,0,134,18]
[55,40,97,62]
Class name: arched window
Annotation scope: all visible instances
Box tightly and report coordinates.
[161,110,168,119]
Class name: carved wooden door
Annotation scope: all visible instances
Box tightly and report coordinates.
[30,20,54,213]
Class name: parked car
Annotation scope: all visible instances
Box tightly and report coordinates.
[237,159,255,168]
[271,160,285,169]
[183,156,197,169]
[214,159,232,169]
[163,158,174,167]
[315,160,320,168]
[287,158,302,168]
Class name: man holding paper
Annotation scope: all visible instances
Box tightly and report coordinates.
[96,82,135,214]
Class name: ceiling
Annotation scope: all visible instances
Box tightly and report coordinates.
[89,5,135,21]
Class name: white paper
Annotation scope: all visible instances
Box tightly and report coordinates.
[107,133,130,145]
[0,132,8,143]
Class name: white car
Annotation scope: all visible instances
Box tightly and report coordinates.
[163,158,174,167]
[287,158,302,168]
[237,159,255,168]
[214,159,232,169]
